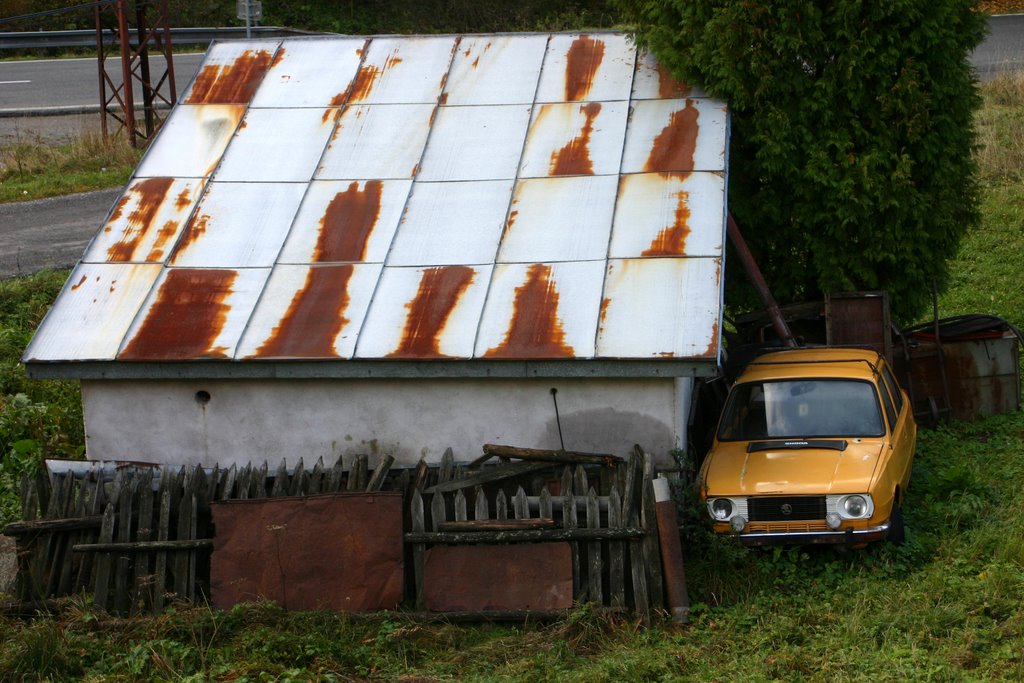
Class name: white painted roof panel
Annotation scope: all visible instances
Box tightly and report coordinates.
[28,33,728,369]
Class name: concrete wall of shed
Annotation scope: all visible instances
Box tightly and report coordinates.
[81,378,692,468]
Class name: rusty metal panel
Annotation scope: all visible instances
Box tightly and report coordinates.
[214,108,338,182]
[134,104,246,178]
[442,34,548,105]
[355,265,493,359]
[826,292,892,361]
[250,37,367,108]
[211,493,404,612]
[117,267,269,360]
[474,261,605,359]
[632,49,706,100]
[182,40,280,104]
[609,172,725,258]
[423,543,572,612]
[347,35,457,105]
[168,182,306,268]
[83,178,206,264]
[535,33,635,103]
[237,263,383,359]
[278,179,411,264]
[497,176,617,263]
[386,180,513,266]
[417,104,533,181]
[23,264,161,361]
[620,99,728,174]
[316,103,434,180]
[597,258,722,359]
[518,101,629,178]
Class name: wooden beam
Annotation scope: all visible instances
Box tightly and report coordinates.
[404,527,645,544]
[438,519,557,532]
[73,539,213,553]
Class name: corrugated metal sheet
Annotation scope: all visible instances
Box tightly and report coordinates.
[83,177,205,263]
[27,32,729,368]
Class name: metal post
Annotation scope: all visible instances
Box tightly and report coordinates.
[726,213,798,347]
[245,0,252,39]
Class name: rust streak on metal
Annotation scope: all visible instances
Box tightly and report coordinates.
[185,49,273,104]
[255,265,355,357]
[107,194,131,225]
[119,269,237,359]
[70,275,88,291]
[147,220,180,261]
[170,214,211,261]
[565,35,605,102]
[346,64,380,103]
[549,102,601,176]
[642,187,691,256]
[502,209,519,240]
[106,177,175,261]
[328,92,347,106]
[174,188,192,211]
[321,106,341,125]
[599,296,611,324]
[704,320,720,357]
[485,264,574,359]
[269,47,286,69]
[385,54,403,69]
[388,266,475,358]
[656,62,690,99]
[644,100,699,174]
[314,181,383,262]
[438,92,449,105]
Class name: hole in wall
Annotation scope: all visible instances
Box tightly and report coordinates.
[195,390,211,406]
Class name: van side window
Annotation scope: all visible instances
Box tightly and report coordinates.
[881,365,904,413]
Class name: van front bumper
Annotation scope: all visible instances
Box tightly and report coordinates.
[734,522,891,546]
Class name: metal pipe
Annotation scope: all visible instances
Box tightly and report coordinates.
[653,476,689,624]
[726,213,798,347]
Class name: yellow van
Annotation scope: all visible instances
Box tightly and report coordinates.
[699,347,916,545]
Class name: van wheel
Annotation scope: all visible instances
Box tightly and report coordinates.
[888,501,905,545]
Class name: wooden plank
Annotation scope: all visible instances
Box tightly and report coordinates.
[453,490,467,522]
[482,444,622,467]
[608,487,625,610]
[92,501,116,613]
[20,473,36,521]
[438,519,556,532]
[627,448,649,623]
[271,459,289,497]
[560,466,573,497]
[349,455,368,491]
[423,461,552,494]
[236,465,251,500]
[37,472,72,600]
[309,457,325,494]
[220,464,237,501]
[327,455,345,492]
[513,487,529,520]
[413,458,429,491]
[132,470,155,614]
[75,540,213,552]
[173,474,192,600]
[254,461,269,498]
[75,471,106,595]
[153,468,173,614]
[494,490,507,521]
[430,492,446,532]
[539,487,553,519]
[35,472,50,520]
[438,448,455,483]
[4,515,104,536]
[113,475,137,615]
[365,455,395,492]
[641,454,664,611]
[466,450,493,469]
[473,485,488,521]
[574,466,589,502]
[56,471,88,596]
[586,487,603,605]
[405,528,645,544]
[563,490,581,601]
[288,457,306,496]
[410,489,425,611]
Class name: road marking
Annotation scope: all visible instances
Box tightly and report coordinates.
[0,80,31,85]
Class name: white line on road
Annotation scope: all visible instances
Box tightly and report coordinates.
[0,80,31,85]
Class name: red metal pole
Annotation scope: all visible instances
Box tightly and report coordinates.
[115,0,136,146]
[726,213,798,348]
[653,476,689,624]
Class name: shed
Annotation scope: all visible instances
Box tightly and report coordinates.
[24,32,730,468]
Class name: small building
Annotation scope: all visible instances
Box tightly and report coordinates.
[24,32,730,468]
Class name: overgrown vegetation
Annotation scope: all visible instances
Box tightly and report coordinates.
[621,0,987,323]
[0,132,142,203]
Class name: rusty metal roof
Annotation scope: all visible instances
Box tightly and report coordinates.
[25,32,729,376]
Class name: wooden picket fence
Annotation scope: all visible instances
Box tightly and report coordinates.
[5,446,666,618]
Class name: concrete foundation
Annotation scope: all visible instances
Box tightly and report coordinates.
[82,377,692,468]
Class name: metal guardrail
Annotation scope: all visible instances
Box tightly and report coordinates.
[0,26,321,50]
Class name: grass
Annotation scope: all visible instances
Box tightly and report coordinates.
[0,62,1023,683]
[0,131,143,203]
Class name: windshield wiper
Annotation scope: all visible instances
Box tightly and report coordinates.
[747,439,848,453]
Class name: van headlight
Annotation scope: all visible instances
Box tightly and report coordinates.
[829,494,875,520]
[707,497,747,521]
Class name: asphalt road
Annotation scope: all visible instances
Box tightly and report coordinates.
[0,16,1021,279]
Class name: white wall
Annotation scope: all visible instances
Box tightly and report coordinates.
[81,377,691,468]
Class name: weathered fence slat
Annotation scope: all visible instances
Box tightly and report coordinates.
[608,487,625,609]
[539,487,553,519]
[641,452,664,611]
[271,460,289,497]
[494,489,507,521]
[366,455,395,492]
[410,489,426,611]
[404,527,644,544]
[586,487,603,604]
[92,501,117,612]
[423,461,552,494]
[513,487,529,520]
[473,485,488,521]
[453,490,467,522]
[430,492,446,533]
[153,468,174,614]
[131,470,155,614]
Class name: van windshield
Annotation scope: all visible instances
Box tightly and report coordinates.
[718,379,885,440]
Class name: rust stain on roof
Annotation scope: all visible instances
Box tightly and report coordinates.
[388,266,476,358]
[185,49,273,104]
[642,187,691,256]
[655,62,691,99]
[314,180,383,262]
[599,296,611,324]
[502,209,519,241]
[269,47,286,69]
[106,177,175,262]
[385,54,403,69]
[70,275,88,291]
[321,106,342,125]
[119,269,237,360]
[347,64,381,103]
[147,220,181,261]
[565,35,605,102]
[549,102,601,176]
[175,188,193,211]
[484,264,574,359]
[169,213,211,262]
[107,194,131,225]
[704,319,719,357]
[644,100,699,174]
[438,92,449,105]
[255,265,355,358]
